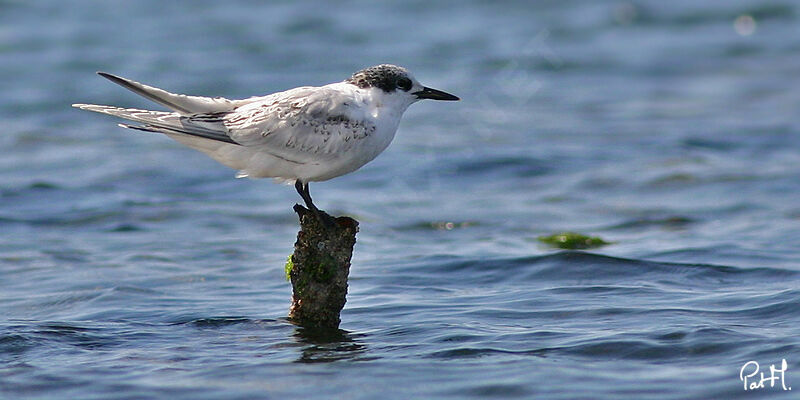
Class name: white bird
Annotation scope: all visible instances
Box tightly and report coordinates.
[73,64,458,216]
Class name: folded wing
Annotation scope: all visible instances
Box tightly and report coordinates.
[224,86,376,164]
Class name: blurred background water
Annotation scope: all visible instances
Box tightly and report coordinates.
[2,0,800,398]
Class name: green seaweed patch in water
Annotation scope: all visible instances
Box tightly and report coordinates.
[285,255,294,281]
[537,232,611,250]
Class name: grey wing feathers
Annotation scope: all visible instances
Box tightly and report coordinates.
[95,72,250,115]
[224,87,375,161]
[72,104,238,144]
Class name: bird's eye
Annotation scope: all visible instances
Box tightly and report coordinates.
[397,77,412,92]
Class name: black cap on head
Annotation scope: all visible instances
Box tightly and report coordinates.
[346,64,459,101]
[346,64,411,93]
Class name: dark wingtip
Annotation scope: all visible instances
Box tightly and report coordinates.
[97,71,122,83]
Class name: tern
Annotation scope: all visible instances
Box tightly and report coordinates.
[73,64,458,217]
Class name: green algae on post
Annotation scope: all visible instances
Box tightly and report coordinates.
[285,255,294,281]
[538,232,610,250]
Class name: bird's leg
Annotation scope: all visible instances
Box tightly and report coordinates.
[295,180,334,227]
[295,180,318,212]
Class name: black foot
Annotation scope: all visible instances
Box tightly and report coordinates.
[293,204,337,229]
[313,208,337,229]
[294,180,336,229]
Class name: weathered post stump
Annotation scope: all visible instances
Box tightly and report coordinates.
[287,204,358,330]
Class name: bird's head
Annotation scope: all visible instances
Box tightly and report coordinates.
[345,64,459,110]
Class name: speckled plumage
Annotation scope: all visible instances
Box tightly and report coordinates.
[72,65,457,205]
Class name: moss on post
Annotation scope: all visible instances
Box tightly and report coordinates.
[288,204,358,330]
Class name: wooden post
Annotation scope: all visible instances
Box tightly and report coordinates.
[287,205,358,330]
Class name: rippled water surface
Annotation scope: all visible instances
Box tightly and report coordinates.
[2,1,800,399]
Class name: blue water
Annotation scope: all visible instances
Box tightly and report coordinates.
[2,1,800,398]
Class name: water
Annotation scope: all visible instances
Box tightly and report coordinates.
[2,1,800,398]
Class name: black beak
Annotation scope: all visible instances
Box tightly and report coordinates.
[413,86,460,101]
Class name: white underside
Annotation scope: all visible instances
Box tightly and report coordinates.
[166,123,398,183]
